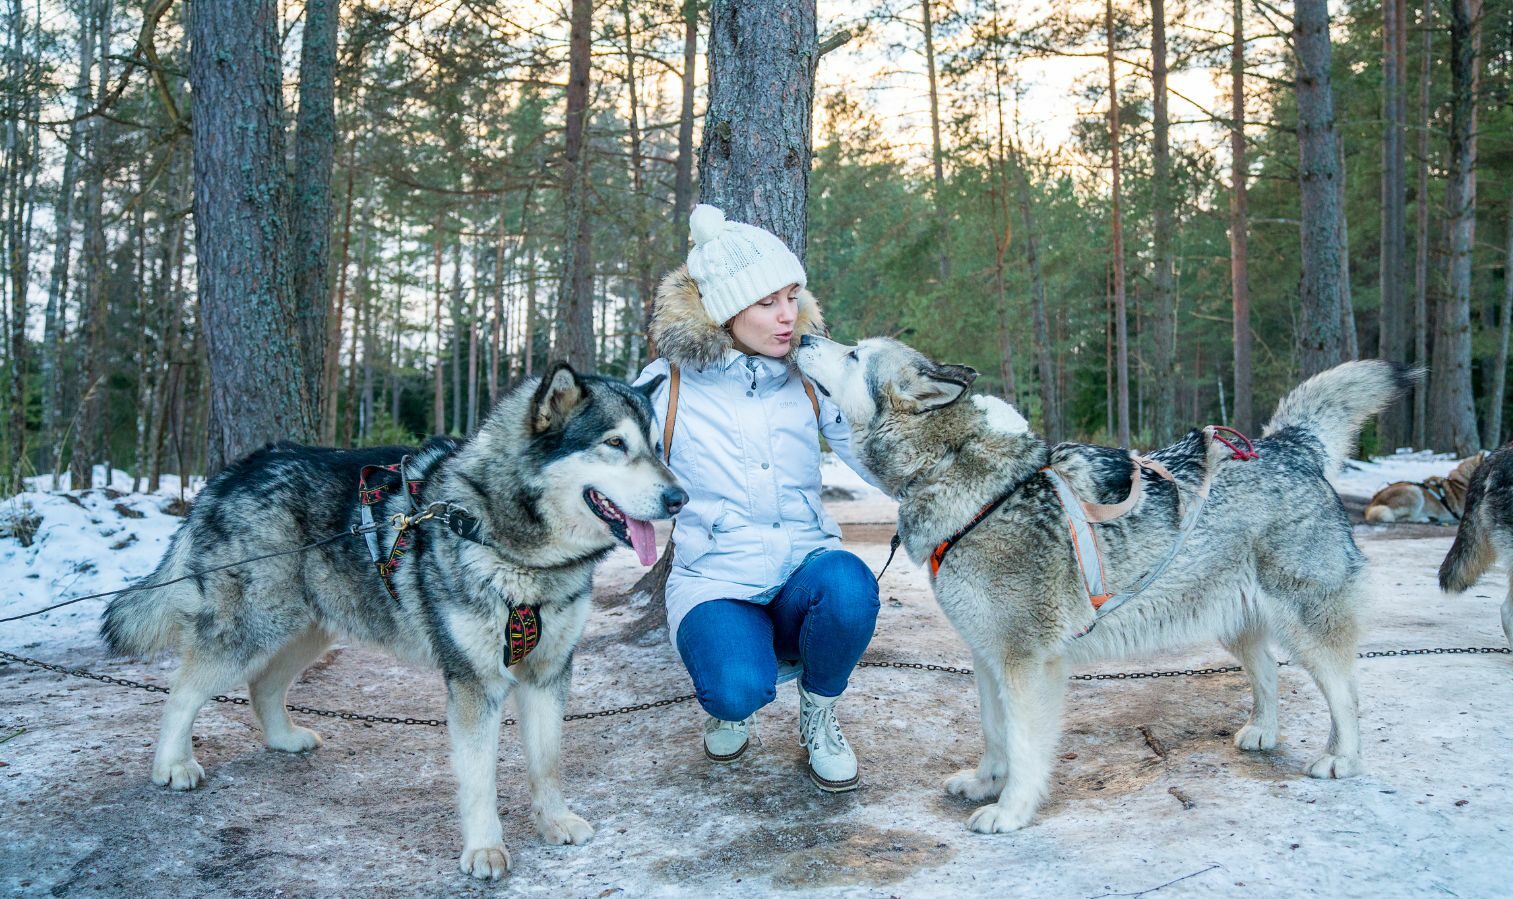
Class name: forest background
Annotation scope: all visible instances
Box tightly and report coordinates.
[1,0,1509,492]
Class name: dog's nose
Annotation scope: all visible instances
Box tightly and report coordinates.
[662,486,689,516]
[798,334,817,348]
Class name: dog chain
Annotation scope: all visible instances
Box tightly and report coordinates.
[3,646,1506,730]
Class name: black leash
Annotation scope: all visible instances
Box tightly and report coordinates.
[1,524,378,623]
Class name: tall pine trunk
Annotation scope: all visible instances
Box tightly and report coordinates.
[700,0,817,259]
[1229,0,1253,432]
[555,0,596,370]
[1430,0,1482,454]
[1379,0,1411,445]
[290,0,339,429]
[191,0,313,473]
[1487,192,1513,447]
[921,0,949,281]
[1150,0,1175,443]
[1105,0,1130,447]
[1412,0,1433,449]
[1294,0,1344,377]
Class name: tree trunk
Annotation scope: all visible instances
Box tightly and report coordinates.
[1379,0,1411,446]
[450,240,463,433]
[1430,0,1482,454]
[3,0,37,493]
[1150,0,1175,444]
[321,149,357,444]
[431,224,445,434]
[1413,0,1433,449]
[622,0,656,370]
[42,3,98,489]
[555,0,596,371]
[191,0,313,473]
[1012,152,1057,441]
[672,0,697,233]
[71,3,112,490]
[1337,139,1358,361]
[290,0,339,429]
[1229,0,1253,432]
[1105,0,1130,447]
[1486,191,1513,447]
[1293,0,1345,378]
[921,0,949,282]
[700,0,817,260]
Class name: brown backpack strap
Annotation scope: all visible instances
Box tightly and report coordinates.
[802,378,820,423]
[662,364,681,463]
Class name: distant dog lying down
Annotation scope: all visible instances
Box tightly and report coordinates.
[1364,452,1485,524]
[1438,445,1513,650]
[795,333,1414,834]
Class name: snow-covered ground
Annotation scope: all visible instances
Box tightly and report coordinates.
[2,454,1511,897]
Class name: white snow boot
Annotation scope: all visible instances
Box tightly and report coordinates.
[798,683,859,792]
[703,715,751,762]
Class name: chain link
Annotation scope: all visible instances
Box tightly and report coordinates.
[4,646,1507,730]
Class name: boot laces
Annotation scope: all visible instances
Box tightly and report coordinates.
[802,700,849,755]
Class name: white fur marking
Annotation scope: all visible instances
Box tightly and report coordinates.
[973,395,1029,436]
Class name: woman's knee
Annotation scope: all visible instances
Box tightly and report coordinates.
[698,670,775,721]
[810,552,881,623]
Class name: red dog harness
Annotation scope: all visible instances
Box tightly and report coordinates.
[358,462,541,666]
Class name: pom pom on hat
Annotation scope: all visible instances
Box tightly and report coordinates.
[689,204,727,247]
[684,204,807,325]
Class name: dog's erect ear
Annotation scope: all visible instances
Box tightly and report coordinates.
[530,362,586,433]
[633,374,666,401]
[901,363,977,411]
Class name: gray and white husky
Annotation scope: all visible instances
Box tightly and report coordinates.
[101,363,685,879]
[795,335,1413,834]
[1438,443,1513,650]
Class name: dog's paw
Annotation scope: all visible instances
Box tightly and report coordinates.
[1307,754,1363,779]
[151,758,205,791]
[266,726,322,753]
[459,844,511,880]
[535,810,594,845]
[1233,722,1278,752]
[945,768,1005,801]
[966,803,1033,834]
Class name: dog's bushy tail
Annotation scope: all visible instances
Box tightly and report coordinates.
[1263,360,1421,477]
[1440,469,1497,593]
[100,529,193,656]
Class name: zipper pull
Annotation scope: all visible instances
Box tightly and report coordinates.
[745,357,758,391]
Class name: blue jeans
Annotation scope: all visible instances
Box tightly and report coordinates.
[675,549,880,721]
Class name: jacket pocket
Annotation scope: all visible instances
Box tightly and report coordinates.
[799,491,844,539]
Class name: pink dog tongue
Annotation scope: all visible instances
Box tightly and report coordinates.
[627,517,657,566]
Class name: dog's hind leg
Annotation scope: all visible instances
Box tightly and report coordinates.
[945,647,1009,801]
[1288,595,1364,780]
[1501,580,1513,651]
[517,672,594,846]
[152,649,250,790]
[1223,624,1279,751]
[966,654,1066,834]
[249,624,330,753]
[447,675,511,880]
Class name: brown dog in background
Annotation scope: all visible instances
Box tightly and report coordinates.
[1364,452,1485,524]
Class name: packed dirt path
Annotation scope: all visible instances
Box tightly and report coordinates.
[3,497,1510,897]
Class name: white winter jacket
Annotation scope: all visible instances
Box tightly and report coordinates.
[632,266,879,642]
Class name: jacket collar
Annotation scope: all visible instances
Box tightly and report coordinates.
[650,265,827,372]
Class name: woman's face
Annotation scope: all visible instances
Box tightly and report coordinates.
[728,284,801,358]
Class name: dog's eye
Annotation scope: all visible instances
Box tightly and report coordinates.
[847,350,858,362]
[604,437,625,450]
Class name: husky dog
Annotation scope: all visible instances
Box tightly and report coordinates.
[101,363,686,879]
[1437,445,1513,650]
[1364,452,1484,524]
[795,335,1413,833]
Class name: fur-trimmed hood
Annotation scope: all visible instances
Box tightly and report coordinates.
[649,265,826,370]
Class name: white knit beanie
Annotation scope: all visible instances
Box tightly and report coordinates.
[686,204,807,325]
